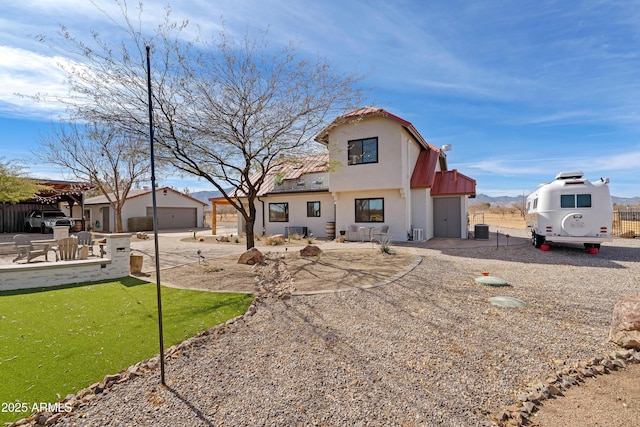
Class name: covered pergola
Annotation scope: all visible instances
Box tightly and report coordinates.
[0,179,94,233]
[209,196,243,235]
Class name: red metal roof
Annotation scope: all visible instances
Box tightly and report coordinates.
[410,148,439,188]
[431,170,476,196]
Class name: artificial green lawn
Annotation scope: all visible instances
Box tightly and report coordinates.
[0,278,253,423]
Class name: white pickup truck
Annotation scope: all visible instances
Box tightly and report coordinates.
[24,210,75,234]
[525,171,613,250]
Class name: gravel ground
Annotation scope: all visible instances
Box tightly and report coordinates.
[26,236,640,426]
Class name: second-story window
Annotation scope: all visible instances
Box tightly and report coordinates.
[348,137,378,165]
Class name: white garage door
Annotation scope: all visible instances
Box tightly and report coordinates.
[146,207,197,230]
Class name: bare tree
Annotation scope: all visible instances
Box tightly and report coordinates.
[38,0,365,249]
[39,122,151,232]
[510,199,527,218]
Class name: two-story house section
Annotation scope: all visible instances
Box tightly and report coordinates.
[227,107,476,241]
[315,107,476,241]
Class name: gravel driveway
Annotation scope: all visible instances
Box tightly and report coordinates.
[50,232,640,426]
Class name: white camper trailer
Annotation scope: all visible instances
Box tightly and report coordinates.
[525,171,613,249]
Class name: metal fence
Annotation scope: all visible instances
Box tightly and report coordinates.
[613,210,640,237]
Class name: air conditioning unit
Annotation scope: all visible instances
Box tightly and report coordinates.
[412,228,424,241]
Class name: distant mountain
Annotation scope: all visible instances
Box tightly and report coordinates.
[473,194,640,207]
[611,196,640,206]
[189,189,233,204]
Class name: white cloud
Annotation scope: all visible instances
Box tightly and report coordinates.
[0,46,69,118]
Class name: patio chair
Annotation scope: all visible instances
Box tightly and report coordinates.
[76,231,94,256]
[371,225,390,243]
[346,225,360,241]
[53,237,78,261]
[13,234,49,263]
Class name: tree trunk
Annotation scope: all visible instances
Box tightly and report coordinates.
[243,197,258,250]
[245,219,255,250]
[114,205,124,233]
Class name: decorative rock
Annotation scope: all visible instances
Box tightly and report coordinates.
[36,413,50,425]
[601,359,615,370]
[45,412,65,425]
[612,359,626,369]
[520,401,536,415]
[610,295,640,349]
[547,384,561,396]
[300,245,322,257]
[237,248,264,265]
[103,373,121,386]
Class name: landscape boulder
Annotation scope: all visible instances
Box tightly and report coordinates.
[300,245,322,257]
[610,295,640,349]
[238,248,264,265]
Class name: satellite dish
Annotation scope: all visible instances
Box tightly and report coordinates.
[441,144,452,151]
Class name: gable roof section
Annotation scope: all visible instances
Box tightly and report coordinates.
[431,170,476,196]
[85,186,207,205]
[410,148,440,188]
[315,107,441,154]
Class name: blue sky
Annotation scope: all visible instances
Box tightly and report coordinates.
[1,0,639,197]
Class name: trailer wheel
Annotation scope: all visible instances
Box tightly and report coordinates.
[532,233,545,248]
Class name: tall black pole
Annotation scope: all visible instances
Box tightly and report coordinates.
[146,45,166,385]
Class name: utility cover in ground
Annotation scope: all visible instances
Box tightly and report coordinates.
[487,296,527,308]
[475,276,509,286]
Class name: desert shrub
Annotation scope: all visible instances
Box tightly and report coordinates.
[378,235,394,255]
[265,235,285,245]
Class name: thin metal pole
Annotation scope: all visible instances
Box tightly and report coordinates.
[146,45,166,386]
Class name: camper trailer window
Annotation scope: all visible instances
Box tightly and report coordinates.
[577,194,592,208]
[561,194,575,208]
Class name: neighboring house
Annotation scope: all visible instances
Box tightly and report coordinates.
[84,186,207,232]
[228,107,476,241]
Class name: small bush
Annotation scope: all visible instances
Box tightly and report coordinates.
[378,235,394,255]
[265,235,285,245]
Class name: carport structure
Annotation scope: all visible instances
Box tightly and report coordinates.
[0,179,93,233]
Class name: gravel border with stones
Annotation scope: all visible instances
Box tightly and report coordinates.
[9,238,640,426]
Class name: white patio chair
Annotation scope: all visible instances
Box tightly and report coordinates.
[371,225,390,242]
[346,225,360,241]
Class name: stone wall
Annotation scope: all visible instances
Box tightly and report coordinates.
[0,234,131,291]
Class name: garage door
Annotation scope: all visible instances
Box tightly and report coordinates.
[145,207,197,230]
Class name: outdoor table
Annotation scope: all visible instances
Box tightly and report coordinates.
[358,226,373,242]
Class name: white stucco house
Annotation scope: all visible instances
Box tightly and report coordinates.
[84,186,207,232]
[224,107,476,242]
